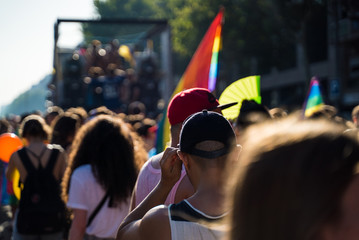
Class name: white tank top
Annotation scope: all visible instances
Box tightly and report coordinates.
[168,200,227,240]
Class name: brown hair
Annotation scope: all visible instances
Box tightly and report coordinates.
[227,116,359,240]
[66,107,88,125]
[62,115,140,207]
[50,112,81,149]
[19,114,50,141]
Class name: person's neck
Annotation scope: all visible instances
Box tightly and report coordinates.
[27,138,45,148]
[186,177,228,216]
[170,134,179,147]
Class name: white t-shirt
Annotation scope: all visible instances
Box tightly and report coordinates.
[67,164,131,238]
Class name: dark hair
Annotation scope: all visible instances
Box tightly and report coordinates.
[133,118,156,137]
[50,112,80,149]
[228,117,359,240]
[66,107,88,125]
[45,106,64,125]
[128,101,146,115]
[19,115,49,141]
[62,115,139,207]
[308,104,337,120]
[0,118,10,135]
[46,106,64,116]
[235,100,271,130]
[269,107,287,119]
[88,106,115,119]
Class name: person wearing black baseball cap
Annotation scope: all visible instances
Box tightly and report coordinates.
[130,88,236,211]
[117,110,240,240]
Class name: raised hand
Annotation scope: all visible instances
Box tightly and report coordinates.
[159,147,182,187]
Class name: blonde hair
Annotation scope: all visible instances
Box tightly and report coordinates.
[227,115,359,240]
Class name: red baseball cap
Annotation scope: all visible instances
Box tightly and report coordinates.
[167,88,237,125]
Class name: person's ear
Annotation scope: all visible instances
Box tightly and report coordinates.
[177,150,189,169]
[235,144,242,157]
[177,150,185,162]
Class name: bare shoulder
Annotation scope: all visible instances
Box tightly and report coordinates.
[140,205,171,240]
[118,205,171,240]
[9,149,23,170]
[10,150,21,162]
[142,205,170,222]
[150,152,164,169]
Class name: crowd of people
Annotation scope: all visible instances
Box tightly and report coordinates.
[62,39,161,117]
[0,88,358,240]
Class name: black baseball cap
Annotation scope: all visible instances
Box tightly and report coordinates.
[179,110,236,159]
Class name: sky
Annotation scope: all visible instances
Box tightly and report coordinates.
[0,0,97,109]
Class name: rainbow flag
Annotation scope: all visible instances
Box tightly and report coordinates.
[303,77,324,117]
[156,9,224,152]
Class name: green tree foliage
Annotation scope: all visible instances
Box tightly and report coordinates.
[82,0,160,44]
[163,0,298,78]
[161,0,221,74]
[94,0,157,18]
[87,0,326,85]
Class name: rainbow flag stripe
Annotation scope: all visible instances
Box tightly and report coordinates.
[303,77,324,117]
[208,23,222,91]
[156,9,224,152]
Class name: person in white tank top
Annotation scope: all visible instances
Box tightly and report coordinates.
[130,88,236,210]
[117,111,241,240]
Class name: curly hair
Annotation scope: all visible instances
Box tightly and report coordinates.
[62,115,139,207]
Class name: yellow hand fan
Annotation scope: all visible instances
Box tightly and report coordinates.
[219,75,261,120]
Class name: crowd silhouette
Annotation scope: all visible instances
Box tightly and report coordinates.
[60,39,161,119]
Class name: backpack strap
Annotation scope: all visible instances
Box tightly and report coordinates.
[44,148,60,173]
[17,148,36,174]
[25,146,47,169]
[87,191,110,227]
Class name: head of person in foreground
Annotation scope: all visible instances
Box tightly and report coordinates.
[177,110,240,189]
[227,116,359,240]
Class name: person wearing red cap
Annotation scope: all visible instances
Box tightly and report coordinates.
[130,88,236,210]
[117,110,240,240]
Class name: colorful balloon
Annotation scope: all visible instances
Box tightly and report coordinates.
[0,133,23,163]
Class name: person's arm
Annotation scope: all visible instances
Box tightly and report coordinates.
[129,184,137,211]
[68,208,87,240]
[117,147,182,240]
[5,152,17,181]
